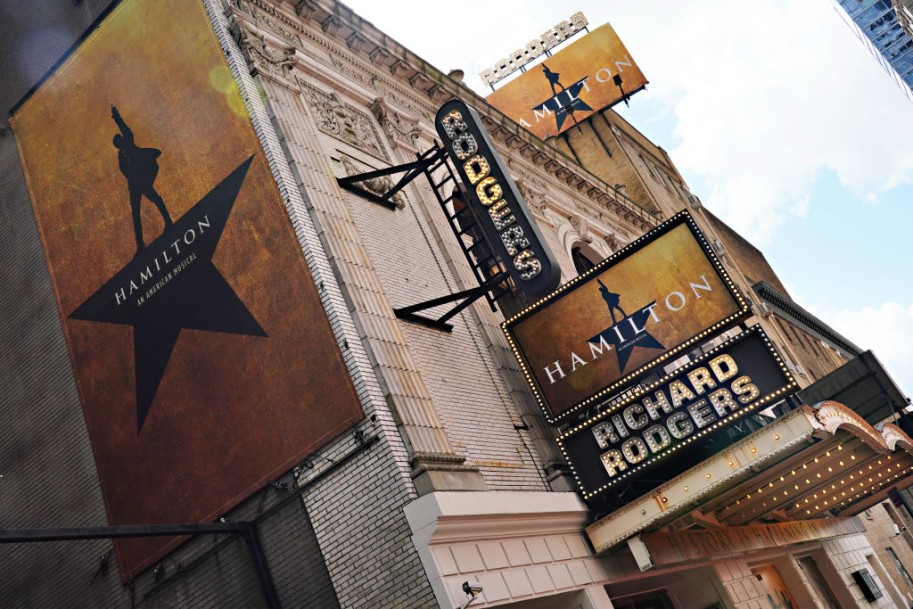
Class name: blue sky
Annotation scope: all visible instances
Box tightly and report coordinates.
[343,0,913,397]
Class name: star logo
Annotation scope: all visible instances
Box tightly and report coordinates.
[587,279,664,373]
[69,156,266,433]
[532,64,594,132]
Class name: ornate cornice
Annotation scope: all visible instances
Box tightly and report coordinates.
[228,0,659,237]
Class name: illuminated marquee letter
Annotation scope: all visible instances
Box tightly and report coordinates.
[708,388,737,417]
[687,367,717,395]
[500,225,530,256]
[452,132,478,160]
[709,354,738,383]
[732,376,760,404]
[623,403,648,430]
[440,110,467,139]
[592,421,619,448]
[621,437,648,464]
[513,249,542,280]
[643,424,671,452]
[462,155,490,185]
[488,200,516,231]
[476,176,502,205]
[666,412,694,439]
[600,449,627,477]
[642,390,673,419]
[668,380,697,408]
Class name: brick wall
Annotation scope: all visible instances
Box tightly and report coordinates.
[209,3,439,606]
[862,502,913,605]
[820,533,895,609]
[0,1,135,606]
[715,559,772,609]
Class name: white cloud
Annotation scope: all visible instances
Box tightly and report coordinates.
[346,1,913,244]
[817,302,913,398]
[604,0,913,242]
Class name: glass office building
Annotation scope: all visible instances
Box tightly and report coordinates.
[835,0,913,101]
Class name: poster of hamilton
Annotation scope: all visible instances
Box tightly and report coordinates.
[10,0,363,579]
[503,212,750,423]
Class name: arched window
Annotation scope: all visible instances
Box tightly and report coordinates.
[571,246,599,275]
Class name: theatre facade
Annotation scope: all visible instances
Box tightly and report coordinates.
[2,1,913,608]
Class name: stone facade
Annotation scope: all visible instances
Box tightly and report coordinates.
[1,1,911,608]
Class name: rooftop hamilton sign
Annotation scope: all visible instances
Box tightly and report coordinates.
[485,23,648,140]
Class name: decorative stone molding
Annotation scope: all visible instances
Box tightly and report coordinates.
[538,207,564,227]
[345,31,369,52]
[389,59,411,78]
[410,453,487,495]
[556,220,580,255]
[514,179,543,209]
[882,423,913,453]
[427,84,451,104]
[587,238,614,261]
[294,0,318,18]
[339,155,405,209]
[514,179,554,223]
[232,0,308,39]
[408,72,434,92]
[815,400,887,452]
[370,97,421,149]
[320,14,341,35]
[298,80,387,159]
[233,27,297,84]
[569,214,592,243]
[603,233,621,252]
[368,46,392,66]
[230,0,305,50]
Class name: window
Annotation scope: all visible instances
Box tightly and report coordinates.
[571,246,598,275]
[613,590,675,609]
[886,547,913,587]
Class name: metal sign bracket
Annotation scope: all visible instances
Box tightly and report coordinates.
[393,272,509,332]
[336,147,447,210]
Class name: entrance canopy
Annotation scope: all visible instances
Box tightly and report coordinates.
[587,401,913,554]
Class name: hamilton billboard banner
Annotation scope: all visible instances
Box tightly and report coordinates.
[11,0,363,579]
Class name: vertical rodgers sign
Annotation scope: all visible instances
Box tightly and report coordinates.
[503,212,750,423]
[11,0,363,580]
[485,23,648,140]
[435,99,560,299]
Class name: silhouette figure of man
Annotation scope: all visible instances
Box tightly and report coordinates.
[111,106,172,255]
[598,278,627,325]
[542,64,566,97]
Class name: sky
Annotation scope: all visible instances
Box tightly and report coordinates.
[342,0,913,398]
